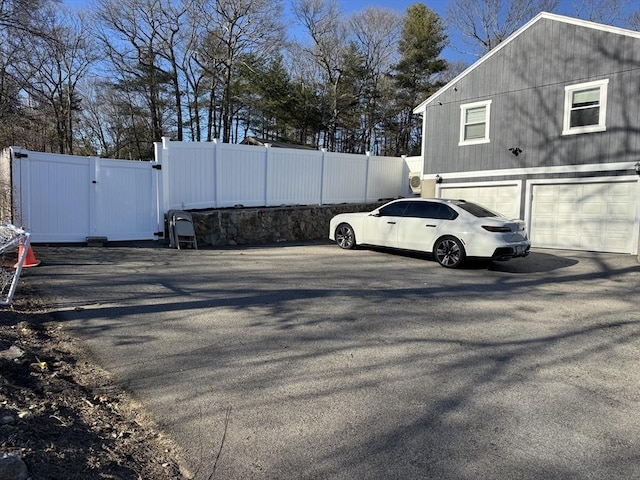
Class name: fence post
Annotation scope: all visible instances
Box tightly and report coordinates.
[89,156,99,237]
[160,137,171,215]
[264,143,271,206]
[365,151,371,203]
[153,142,164,236]
[401,154,407,198]
[319,148,326,206]
[213,139,219,208]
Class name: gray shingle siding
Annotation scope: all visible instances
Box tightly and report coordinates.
[422,16,640,175]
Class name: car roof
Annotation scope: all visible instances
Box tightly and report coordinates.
[391,198,463,204]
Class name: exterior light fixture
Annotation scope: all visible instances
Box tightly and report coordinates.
[435,174,442,184]
[635,162,640,175]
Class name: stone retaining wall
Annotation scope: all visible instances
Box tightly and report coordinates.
[190,203,385,247]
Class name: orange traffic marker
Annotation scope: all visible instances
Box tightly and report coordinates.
[15,243,41,268]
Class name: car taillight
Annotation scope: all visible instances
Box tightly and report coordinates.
[482,226,511,232]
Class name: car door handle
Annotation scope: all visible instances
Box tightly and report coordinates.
[425,224,436,227]
[387,221,396,225]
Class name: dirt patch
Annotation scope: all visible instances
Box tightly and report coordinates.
[1,281,190,479]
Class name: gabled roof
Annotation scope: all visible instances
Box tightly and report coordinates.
[414,12,640,114]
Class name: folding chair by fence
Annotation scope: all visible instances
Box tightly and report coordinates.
[167,210,198,250]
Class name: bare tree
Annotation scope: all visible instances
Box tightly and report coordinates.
[0,0,62,151]
[77,79,112,156]
[152,0,196,141]
[283,42,325,146]
[77,78,147,158]
[0,27,24,147]
[629,9,640,30]
[0,0,55,35]
[446,0,560,56]
[570,0,634,25]
[437,59,470,83]
[293,0,347,151]
[12,7,96,154]
[95,0,174,145]
[348,7,402,153]
[349,8,401,76]
[195,0,286,143]
[178,6,208,141]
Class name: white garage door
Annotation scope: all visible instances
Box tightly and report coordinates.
[439,183,521,219]
[530,180,638,253]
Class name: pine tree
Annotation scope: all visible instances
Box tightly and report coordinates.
[390,4,447,156]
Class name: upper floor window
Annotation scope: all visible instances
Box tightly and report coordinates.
[562,79,608,135]
[459,100,491,146]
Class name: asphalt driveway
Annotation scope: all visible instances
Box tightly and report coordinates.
[24,242,640,479]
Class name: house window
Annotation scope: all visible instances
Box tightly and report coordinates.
[459,100,491,146]
[562,79,608,135]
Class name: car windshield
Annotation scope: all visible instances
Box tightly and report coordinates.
[451,200,498,218]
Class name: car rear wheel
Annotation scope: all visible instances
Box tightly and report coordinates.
[335,223,356,249]
[434,236,465,268]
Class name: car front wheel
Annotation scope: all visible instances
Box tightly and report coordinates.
[335,223,356,249]
[434,236,465,268]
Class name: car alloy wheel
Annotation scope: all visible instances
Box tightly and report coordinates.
[434,236,465,268]
[335,223,356,249]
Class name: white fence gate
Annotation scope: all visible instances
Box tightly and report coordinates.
[11,149,161,243]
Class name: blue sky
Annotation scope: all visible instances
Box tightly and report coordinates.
[61,0,635,64]
[338,0,447,15]
[335,0,468,61]
[63,0,465,62]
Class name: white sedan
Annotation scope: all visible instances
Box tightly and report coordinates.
[329,198,531,268]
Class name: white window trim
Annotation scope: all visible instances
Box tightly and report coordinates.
[562,79,609,136]
[459,100,492,146]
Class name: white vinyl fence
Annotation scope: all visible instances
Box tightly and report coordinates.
[6,141,411,243]
[157,138,408,211]
[404,155,423,175]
